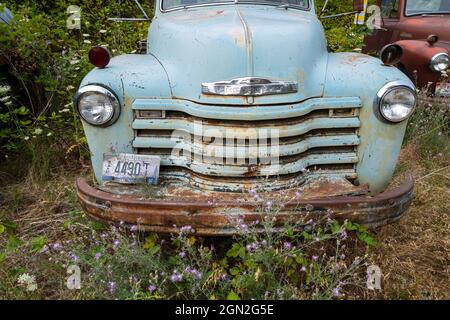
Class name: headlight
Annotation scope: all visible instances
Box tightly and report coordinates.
[375,81,417,123]
[75,85,120,126]
[430,53,450,72]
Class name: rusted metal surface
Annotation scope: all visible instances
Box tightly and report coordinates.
[363,0,450,90]
[76,175,414,236]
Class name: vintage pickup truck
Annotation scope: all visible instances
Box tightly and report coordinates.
[363,0,450,95]
[75,0,416,235]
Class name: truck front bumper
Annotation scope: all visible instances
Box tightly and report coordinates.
[76,176,414,236]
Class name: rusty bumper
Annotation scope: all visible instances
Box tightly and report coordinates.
[76,176,414,236]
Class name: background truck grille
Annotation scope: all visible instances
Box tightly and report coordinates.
[131,97,361,192]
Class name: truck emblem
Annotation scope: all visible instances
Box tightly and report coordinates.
[202,77,298,96]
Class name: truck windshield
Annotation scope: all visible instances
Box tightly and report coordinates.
[162,0,310,11]
[405,0,450,16]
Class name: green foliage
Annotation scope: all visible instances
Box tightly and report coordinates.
[0,0,153,179]
[404,85,450,164]
[316,0,374,52]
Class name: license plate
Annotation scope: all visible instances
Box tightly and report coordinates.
[436,82,450,97]
[102,153,160,185]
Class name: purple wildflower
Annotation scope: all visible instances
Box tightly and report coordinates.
[170,271,183,283]
[180,225,193,234]
[246,242,260,252]
[332,287,341,297]
[108,281,116,294]
[52,242,63,251]
[179,251,186,258]
[300,266,307,272]
[312,255,319,262]
[95,252,102,260]
[248,189,257,197]
[340,231,348,240]
[266,200,273,210]
[130,225,138,232]
[283,242,292,250]
[40,245,49,254]
[113,239,120,249]
[68,252,78,262]
[148,285,157,293]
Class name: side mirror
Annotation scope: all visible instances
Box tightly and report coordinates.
[353,0,365,12]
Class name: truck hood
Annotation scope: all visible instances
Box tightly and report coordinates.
[401,15,450,44]
[148,5,328,105]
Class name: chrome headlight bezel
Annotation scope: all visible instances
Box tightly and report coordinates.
[75,85,121,127]
[374,80,417,123]
[430,52,450,72]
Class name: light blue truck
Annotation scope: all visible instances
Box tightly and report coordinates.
[75,0,416,235]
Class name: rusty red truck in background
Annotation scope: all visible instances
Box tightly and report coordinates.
[363,0,450,96]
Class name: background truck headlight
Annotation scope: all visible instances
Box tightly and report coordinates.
[375,81,417,123]
[430,53,450,72]
[75,85,120,126]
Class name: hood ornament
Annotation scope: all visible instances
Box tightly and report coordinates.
[202,77,298,96]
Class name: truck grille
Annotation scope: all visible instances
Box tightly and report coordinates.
[131,97,361,192]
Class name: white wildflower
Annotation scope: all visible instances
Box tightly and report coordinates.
[84,40,92,44]
[0,85,11,95]
[17,273,37,292]
[24,136,30,141]
[70,59,80,65]
[0,96,11,102]
[99,29,107,34]
[82,33,90,37]
[47,132,53,137]
[59,108,71,113]
[33,128,43,135]
[66,85,75,91]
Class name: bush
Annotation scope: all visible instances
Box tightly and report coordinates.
[0,1,153,179]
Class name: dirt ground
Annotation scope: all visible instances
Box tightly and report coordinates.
[372,144,449,299]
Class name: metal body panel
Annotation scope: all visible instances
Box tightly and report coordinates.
[324,53,414,193]
[79,54,172,183]
[148,5,328,105]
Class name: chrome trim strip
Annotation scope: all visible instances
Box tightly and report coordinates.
[202,77,298,96]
